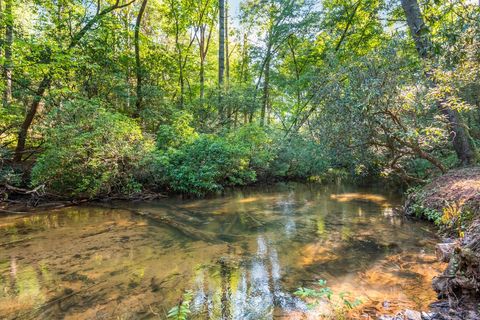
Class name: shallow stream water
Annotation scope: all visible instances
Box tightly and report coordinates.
[0,183,443,319]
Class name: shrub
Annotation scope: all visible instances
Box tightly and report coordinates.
[31,100,153,197]
[226,124,275,178]
[269,134,330,180]
[156,111,198,150]
[154,134,257,196]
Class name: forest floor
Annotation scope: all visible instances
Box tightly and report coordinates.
[402,167,480,320]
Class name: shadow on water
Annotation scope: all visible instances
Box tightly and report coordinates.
[0,183,444,319]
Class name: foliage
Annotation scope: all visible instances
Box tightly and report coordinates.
[31,100,153,197]
[167,291,192,320]
[269,134,330,180]
[157,111,198,150]
[226,124,276,177]
[294,279,362,315]
[152,134,257,196]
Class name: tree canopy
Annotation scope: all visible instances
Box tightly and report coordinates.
[0,0,479,197]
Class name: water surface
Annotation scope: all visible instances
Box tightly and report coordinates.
[0,183,443,319]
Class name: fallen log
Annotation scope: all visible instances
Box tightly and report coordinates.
[4,183,45,196]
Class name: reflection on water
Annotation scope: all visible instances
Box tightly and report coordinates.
[0,183,443,319]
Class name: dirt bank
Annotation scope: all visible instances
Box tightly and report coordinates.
[404,167,480,320]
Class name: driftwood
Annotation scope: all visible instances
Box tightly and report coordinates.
[4,183,45,196]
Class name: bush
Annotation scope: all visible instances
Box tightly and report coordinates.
[226,124,275,179]
[269,134,330,180]
[31,100,153,197]
[156,111,198,150]
[152,134,257,196]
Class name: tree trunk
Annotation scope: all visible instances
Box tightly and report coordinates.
[3,0,12,107]
[134,0,148,118]
[199,26,206,101]
[218,0,225,87]
[218,0,225,120]
[261,52,270,126]
[198,18,213,103]
[400,0,432,59]
[13,76,51,162]
[401,0,478,165]
[124,8,131,112]
[225,1,229,89]
[225,1,231,124]
[173,16,184,108]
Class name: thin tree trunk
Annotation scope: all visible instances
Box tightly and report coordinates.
[225,1,229,89]
[225,0,231,125]
[198,16,214,103]
[172,7,184,108]
[125,9,131,112]
[199,25,206,101]
[13,77,51,162]
[261,50,271,126]
[401,0,478,165]
[3,0,12,107]
[218,0,225,120]
[134,0,148,118]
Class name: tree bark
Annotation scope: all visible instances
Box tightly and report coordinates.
[225,1,231,124]
[400,0,431,59]
[3,0,12,107]
[218,0,225,87]
[134,0,148,118]
[401,0,478,166]
[13,76,51,162]
[260,48,271,126]
[199,25,206,101]
[218,0,225,119]
[197,2,214,103]
[225,1,229,89]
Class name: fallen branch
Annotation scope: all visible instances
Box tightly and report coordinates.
[5,183,45,196]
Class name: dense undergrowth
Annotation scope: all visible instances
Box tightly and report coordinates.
[2,101,374,198]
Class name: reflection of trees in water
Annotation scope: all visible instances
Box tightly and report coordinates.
[190,235,307,319]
